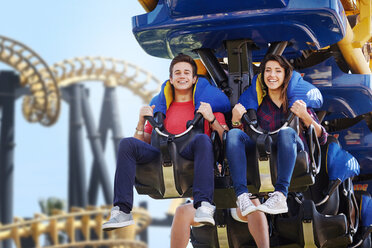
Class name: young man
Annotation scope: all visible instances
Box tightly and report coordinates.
[102,54,229,230]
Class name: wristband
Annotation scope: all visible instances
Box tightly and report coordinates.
[209,116,216,125]
[135,128,144,135]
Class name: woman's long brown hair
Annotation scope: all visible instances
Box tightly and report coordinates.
[259,54,293,111]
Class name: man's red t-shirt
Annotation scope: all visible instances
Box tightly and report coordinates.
[144,100,226,137]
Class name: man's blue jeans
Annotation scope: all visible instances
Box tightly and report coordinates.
[114,134,214,213]
[226,127,304,197]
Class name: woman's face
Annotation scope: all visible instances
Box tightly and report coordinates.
[263,60,285,91]
[170,62,197,91]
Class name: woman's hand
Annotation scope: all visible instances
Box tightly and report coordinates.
[197,102,215,122]
[231,103,247,123]
[290,100,312,127]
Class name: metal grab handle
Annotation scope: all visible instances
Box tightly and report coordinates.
[145,113,203,138]
[315,179,342,206]
[242,111,295,135]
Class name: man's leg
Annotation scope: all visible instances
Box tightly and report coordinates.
[179,134,214,207]
[179,134,216,225]
[103,137,159,231]
[114,137,160,213]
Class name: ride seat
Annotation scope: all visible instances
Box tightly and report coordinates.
[275,199,351,247]
[190,208,256,248]
[135,113,205,199]
[246,120,321,195]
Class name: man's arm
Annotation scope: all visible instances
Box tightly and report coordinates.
[134,105,155,144]
[197,102,228,140]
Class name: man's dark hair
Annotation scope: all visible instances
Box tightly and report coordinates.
[169,53,198,78]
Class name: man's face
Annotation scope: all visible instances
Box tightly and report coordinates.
[170,62,197,92]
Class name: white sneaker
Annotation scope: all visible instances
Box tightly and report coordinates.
[236,193,257,216]
[257,191,288,214]
[194,201,216,226]
[102,206,134,231]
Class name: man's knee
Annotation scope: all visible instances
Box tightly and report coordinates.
[194,134,212,148]
[118,137,138,152]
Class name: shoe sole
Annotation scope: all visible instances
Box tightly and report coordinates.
[102,220,135,231]
[256,205,288,215]
[241,206,257,216]
[194,217,215,226]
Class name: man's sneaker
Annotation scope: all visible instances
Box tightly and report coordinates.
[236,193,257,216]
[257,191,288,215]
[194,201,216,226]
[102,206,134,231]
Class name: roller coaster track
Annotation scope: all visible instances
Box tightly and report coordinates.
[0,206,151,248]
[0,36,162,128]
[50,56,161,103]
[0,35,60,126]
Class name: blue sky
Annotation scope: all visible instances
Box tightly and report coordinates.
[0,1,180,247]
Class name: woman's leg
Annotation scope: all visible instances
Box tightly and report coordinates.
[114,137,160,213]
[235,199,270,248]
[226,129,255,196]
[275,127,304,196]
[170,203,199,248]
[246,199,270,248]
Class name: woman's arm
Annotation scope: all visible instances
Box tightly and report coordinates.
[290,100,328,144]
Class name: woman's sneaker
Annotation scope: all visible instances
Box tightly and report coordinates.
[194,201,216,226]
[236,193,257,216]
[257,191,288,214]
[102,206,134,231]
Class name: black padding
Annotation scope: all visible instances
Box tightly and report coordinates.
[214,175,236,209]
[303,135,341,215]
[191,209,256,248]
[225,210,255,247]
[135,113,204,199]
[190,225,219,248]
[246,142,314,194]
[275,200,350,247]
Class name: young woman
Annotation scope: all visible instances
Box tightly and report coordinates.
[102,54,229,230]
[227,54,328,215]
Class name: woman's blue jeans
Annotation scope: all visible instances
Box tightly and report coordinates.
[226,127,304,197]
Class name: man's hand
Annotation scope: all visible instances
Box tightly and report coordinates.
[139,105,155,125]
[231,103,247,123]
[197,102,215,122]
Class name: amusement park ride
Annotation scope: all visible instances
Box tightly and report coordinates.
[132,0,372,247]
[0,0,371,247]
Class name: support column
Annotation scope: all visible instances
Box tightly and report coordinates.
[81,88,112,205]
[88,86,123,205]
[0,71,19,248]
[66,84,87,209]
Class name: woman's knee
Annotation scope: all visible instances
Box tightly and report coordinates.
[278,127,296,141]
[174,203,195,223]
[226,129,245,149]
